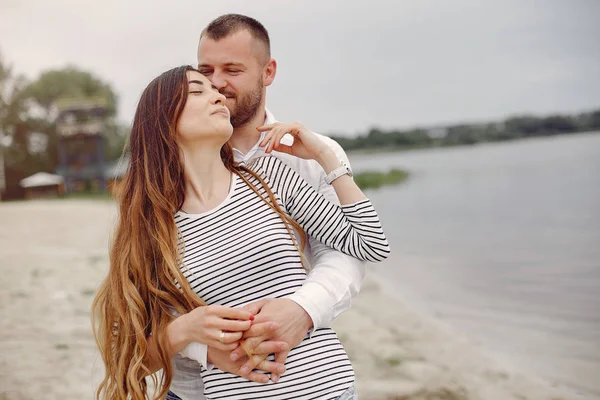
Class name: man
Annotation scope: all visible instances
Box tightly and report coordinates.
[167,14,364,399]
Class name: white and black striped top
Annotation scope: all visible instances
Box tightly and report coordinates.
[172,156,389,400]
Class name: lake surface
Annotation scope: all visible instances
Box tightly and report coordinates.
[348,132,600,397]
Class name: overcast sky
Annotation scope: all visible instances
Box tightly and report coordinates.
[1,0,599,136]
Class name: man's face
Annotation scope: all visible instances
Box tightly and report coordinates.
[198,30,266,128]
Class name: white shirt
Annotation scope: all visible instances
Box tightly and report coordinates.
[174,109,365,395]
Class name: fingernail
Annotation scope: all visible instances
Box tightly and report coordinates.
[271,375,279,383]
[241,366,250,374]
[230,353,239,361]
[278,366,285,373]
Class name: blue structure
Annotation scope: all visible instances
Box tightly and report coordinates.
[55,98,108,193]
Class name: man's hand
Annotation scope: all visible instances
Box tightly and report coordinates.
[232,298,313,382]
[207,343,287,384]
[207,321,288,384]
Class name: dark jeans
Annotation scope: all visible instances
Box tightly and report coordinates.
[165,391,182,400]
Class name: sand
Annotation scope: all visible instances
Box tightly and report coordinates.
[0,200,593,399]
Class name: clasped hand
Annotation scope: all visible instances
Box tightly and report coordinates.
[182,298,312,384]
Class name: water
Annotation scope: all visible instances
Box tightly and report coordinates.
[348,132,600,397]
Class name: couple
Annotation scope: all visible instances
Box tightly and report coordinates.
[92,14,390,400]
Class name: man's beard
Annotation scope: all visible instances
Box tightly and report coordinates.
[223,80,263,128]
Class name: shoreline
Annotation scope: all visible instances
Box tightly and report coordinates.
[0,200,594,400]
[333,271,593,400]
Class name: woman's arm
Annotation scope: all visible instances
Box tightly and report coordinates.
[259,122,367,205]
[249,123,390,262]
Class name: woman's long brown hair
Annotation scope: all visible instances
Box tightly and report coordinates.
[92,65,306,400]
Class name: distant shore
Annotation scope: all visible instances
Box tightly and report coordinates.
[345,129,600,157]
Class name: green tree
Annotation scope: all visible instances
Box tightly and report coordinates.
[1,60,120,197]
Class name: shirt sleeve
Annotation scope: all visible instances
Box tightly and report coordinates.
[247,156,391,263]
[178,342,212,370]
[287,241,365,330]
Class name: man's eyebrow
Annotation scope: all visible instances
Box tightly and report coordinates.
[189,79,218,91]
[198,62,245,68]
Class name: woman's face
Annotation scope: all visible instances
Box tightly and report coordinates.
[176,71,233,145]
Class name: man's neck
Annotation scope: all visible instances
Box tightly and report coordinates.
[229,109,267,155]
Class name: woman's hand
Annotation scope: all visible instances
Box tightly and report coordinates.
[257,122,333,162]
[176,305,254,351]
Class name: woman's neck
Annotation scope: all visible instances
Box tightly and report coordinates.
[180,143,232,214]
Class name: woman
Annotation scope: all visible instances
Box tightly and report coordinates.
[92,65,389,400]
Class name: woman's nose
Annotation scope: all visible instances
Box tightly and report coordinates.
[213,91,227,105]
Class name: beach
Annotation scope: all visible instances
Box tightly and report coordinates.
[0,200,590,400]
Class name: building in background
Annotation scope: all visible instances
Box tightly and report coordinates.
[54,98,108,194]
[19,172,65,199]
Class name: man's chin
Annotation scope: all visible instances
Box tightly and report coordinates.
[225,99,236,112]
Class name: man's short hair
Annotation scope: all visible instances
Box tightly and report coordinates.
[202,14,271,62]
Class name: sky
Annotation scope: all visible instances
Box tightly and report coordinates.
[1,0,599,136]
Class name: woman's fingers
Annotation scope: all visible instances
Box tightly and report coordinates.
[272,143,293,155]
[264,127,285,153]
[256,123,279,132]
[212,340,240,352]
[203,305,254,332]
[185,305,255,346]
[258,122,302,153]
[205,305,252,321]
[212,318,252,332]
[214,330,243,344]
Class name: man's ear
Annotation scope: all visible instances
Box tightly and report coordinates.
[263,59,277,87]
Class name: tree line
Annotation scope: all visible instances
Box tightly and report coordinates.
[329,109,600,151]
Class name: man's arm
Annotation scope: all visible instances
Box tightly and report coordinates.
[287,132,365,330]
[229,135,366,380]
[287,240,365,331]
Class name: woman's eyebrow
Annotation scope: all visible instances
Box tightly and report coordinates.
[189,80,218,91]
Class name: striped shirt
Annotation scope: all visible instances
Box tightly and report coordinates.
[171,156,389,400]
